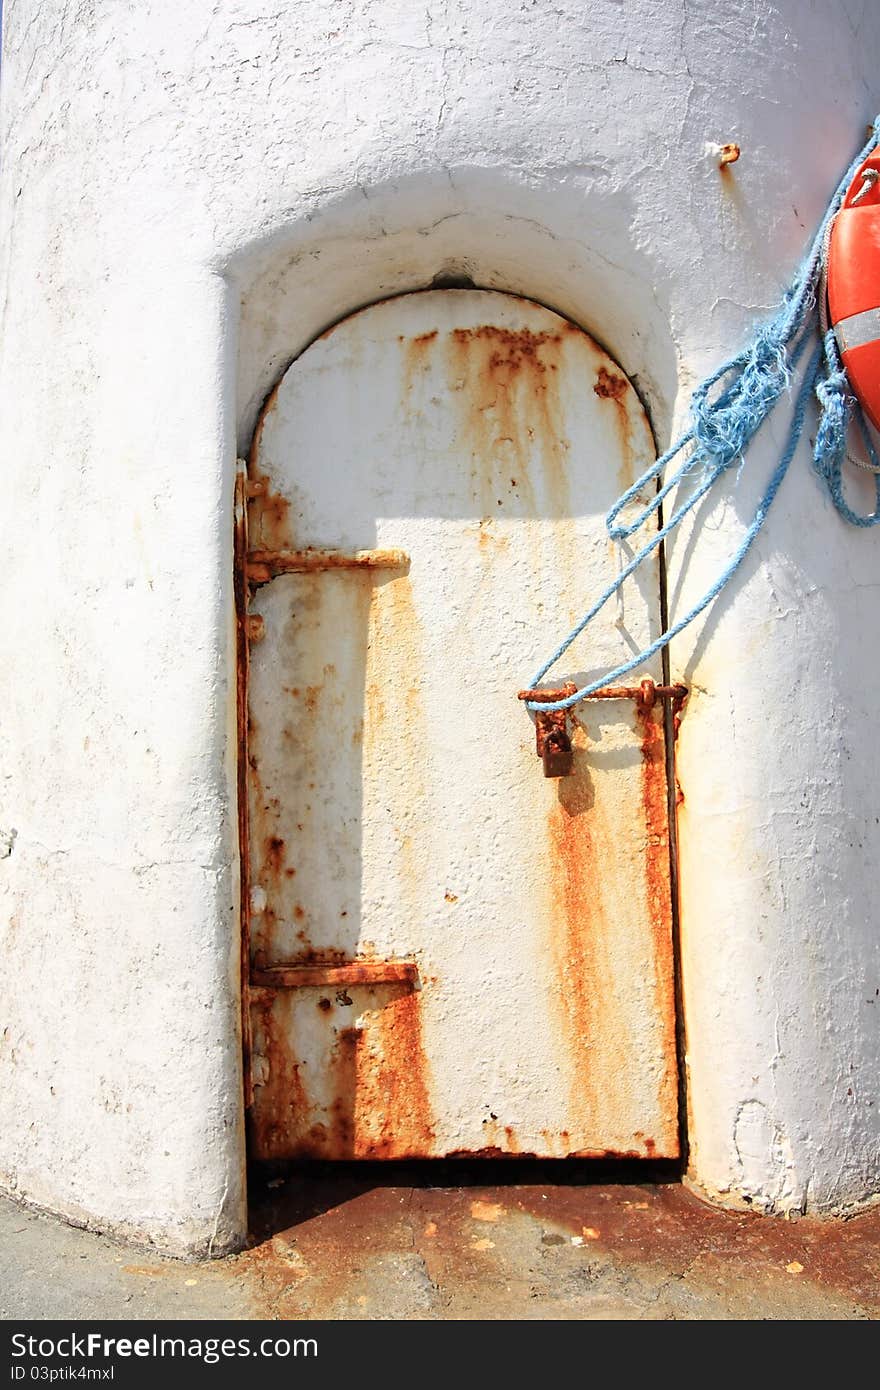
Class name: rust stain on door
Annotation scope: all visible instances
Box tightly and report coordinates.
[242,290,680,1162]
[249,983,434,1161]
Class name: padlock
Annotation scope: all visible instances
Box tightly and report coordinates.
[533,708,575,779]
[541,726,574,778]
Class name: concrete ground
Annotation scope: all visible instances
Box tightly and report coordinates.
[2,1165,879,1321]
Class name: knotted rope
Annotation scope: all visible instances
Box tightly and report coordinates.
[525,116,880,714]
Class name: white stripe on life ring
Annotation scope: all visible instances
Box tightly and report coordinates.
[834,306,880,353]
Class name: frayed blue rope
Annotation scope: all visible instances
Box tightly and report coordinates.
[811,328,880,527]
[526,116,880,713]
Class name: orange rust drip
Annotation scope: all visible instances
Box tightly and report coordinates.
[248,995,310,1161]
[637,704,678,1107]
[446,323,570,518]
[350,990,435,1158]
[594,366,636,492]
[260,986,436,1161]
[547,769,603,1135]
[473,1119,524,1156]
[451,323,562,358]
[263,835,286,879]
[638,708,673,936]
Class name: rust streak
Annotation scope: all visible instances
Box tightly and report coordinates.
[234,464,254,1107]
[248,993,310,1161]
[446,324,570,519]
[258,984,435,1160]
[264,835,286,879]
[594,367,637,493]
[475,1119,524,1155]
[637,702,678,1118]
[547,760,604,1140]
[351,988,435,1158]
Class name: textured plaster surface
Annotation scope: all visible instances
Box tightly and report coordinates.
[1,0,879,1249]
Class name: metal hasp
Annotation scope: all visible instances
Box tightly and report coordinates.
[252,961,419,990]
[246,547,409,586]
[518,682,578,778]
[519,678,689,778]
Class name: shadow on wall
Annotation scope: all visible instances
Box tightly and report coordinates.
[224,164,681,456]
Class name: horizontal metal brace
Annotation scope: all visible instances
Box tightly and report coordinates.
[250,960,419,990]
[246,548,410,584]
[519,678,688,712]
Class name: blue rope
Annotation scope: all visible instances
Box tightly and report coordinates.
[526,116,880,713]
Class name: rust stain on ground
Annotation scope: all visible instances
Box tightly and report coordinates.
[235,1177,880,1320]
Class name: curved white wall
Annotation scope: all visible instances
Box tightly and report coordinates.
[0,0,878,1250]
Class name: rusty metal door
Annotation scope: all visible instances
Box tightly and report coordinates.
[240,290,678,1161]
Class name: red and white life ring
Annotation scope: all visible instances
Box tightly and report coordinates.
[827,149,880,431]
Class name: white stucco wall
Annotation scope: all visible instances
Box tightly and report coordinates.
[1,0,878,1251]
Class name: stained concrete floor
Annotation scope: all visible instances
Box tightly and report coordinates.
[2,1166,879,1321]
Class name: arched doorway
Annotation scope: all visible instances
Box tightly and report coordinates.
[238,290,679,1161]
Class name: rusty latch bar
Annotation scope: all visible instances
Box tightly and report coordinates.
[246,548,409,585]
[251,960,419,990]
[519,677,688,712]
[579,678,689,713]
[518,678,689,778]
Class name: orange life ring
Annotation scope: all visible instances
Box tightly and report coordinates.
[827,149,880,431]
